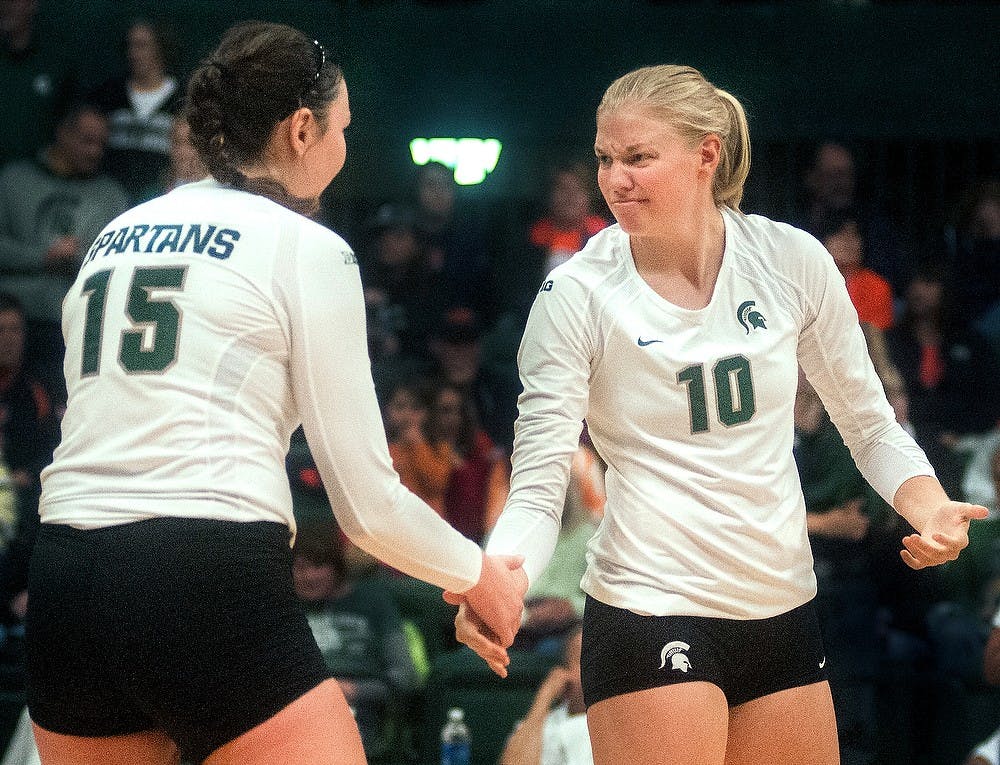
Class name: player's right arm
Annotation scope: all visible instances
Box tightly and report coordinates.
[275,223,523,644]
[486,267,595,585]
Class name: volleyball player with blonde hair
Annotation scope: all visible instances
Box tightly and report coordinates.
[453,64,985,764]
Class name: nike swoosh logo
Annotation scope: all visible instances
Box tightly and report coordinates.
[819,657,827,668]
[637,337,663,347]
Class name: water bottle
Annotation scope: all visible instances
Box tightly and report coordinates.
[440,706,471,765]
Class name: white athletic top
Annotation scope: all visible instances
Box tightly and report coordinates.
[39,179,482,594]
[487,208,933,619]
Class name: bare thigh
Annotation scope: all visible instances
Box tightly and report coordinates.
[32,723,180,765]
[587,681,729,765]
[204,678,365,765]
[725,681,839,765]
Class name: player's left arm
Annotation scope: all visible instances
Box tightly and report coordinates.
[893,474,988,570]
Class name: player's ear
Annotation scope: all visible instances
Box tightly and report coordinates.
[698,134,722,176]
[286,107,320,158]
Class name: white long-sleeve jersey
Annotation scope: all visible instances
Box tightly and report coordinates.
[487,208,932,619]
[39,180,482,594]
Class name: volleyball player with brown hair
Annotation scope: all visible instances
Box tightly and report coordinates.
[26,21,524,765]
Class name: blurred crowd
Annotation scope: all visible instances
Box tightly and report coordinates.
[0,2,999,764]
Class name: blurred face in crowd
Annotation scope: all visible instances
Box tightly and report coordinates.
[823,221,864,274]
[126,22,165,82]
[54,109,109,177]
[384,387,425,439]
[808,143,856,211]
[292,555,337,603]
[0,309,25,371]
[548,169,592,229]
[973,197,1000,240]
[431,387,465,443]
[432,338,479,387]
[376,226,419,268]
[0,0,37,38]
[417,164,455,221]
[906,276,943,321]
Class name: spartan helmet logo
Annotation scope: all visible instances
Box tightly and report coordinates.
[659,640,692,672]
[737,300,767,334]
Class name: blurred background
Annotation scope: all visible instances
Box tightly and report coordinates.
[14,0,1000,247]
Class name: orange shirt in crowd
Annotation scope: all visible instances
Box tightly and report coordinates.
[845,268,894,330]
[388,439,453,515]
[529,215,609,255]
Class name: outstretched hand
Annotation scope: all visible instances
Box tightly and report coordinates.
[900,500,989,570]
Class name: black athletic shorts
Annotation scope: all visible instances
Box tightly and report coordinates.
[580,595,828,708]
[26,518,332,764]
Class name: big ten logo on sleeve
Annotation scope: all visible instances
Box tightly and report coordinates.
[84,223,242,266]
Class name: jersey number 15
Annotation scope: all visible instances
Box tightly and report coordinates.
[79,266,187,376]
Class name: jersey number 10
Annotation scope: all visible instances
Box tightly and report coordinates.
[79,266,187,376]
[676,355,756,433]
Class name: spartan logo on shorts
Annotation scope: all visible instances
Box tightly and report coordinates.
[658,640,692,672]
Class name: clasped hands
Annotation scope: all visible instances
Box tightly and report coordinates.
[443,553,528,678]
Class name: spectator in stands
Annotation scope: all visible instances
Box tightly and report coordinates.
[926,441,1000,687]
[0,293,60,722]
[384,377,451,515]
[795,370,883,765]
[425,305,516,453]
[529,161,610,279]
[359,202,441,383]
[962,428,1000,510]
[497,161,610,328]
[0,0,78,165]
[818,213,894,332]
[411,161,493,320]
[859,322,911,432]
[0,291,59,571]
[885,267,1000,498]
[0,103,128,405]
[0,293,60,491]
[813,213,914,436]
[292,521,419,759]
[960,455,1000,765]
[797,141,912,298]
[89,18,183,204]
[426,380,507,545]
[499,625,592,765]
[944,178,1000,353]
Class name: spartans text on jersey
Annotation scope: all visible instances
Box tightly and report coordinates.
[83,223,242,265]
